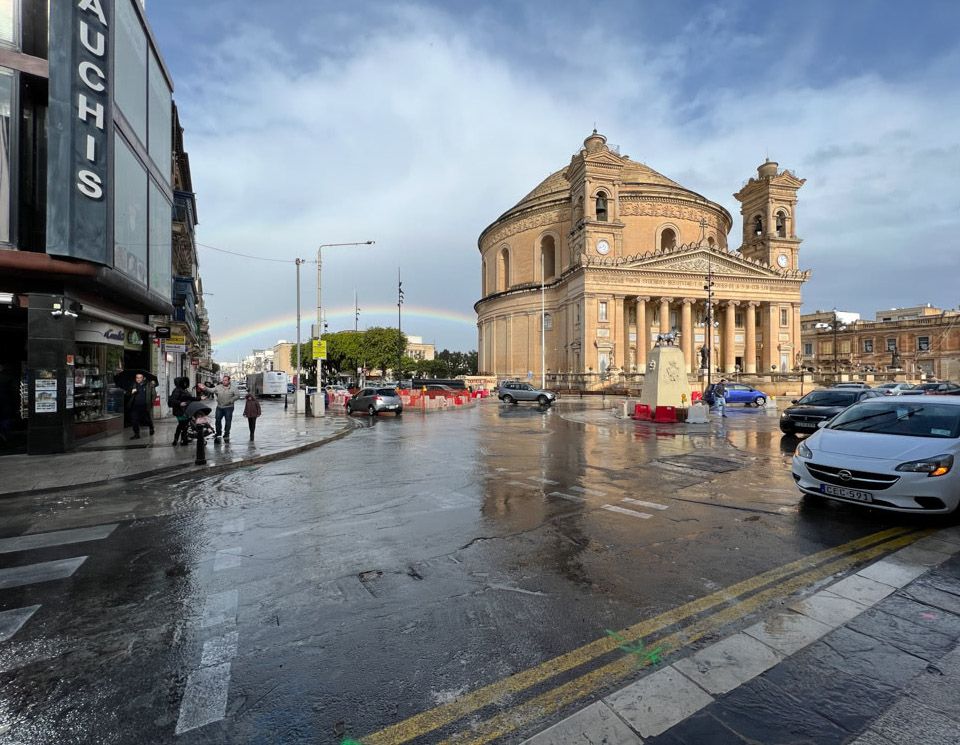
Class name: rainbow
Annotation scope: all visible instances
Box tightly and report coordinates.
[211,305,476,348]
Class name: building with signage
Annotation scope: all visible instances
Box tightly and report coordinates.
[0,1,200,454]
[475,132,810,387]
[800,306,960,380]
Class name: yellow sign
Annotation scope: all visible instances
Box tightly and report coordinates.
[312,339,327,360]
[167,334,186,346]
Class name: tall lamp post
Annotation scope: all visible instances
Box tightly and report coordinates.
[540,249,546,389]
[315,240,374,386]
[397,270,405,382]
[815,310,848,376]
[703,254,715,391]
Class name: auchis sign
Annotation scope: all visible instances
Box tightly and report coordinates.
[76,0,109,200]
[47,0,113,265]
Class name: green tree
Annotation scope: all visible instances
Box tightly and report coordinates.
[362,327,407,376]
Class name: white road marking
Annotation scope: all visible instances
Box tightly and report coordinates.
[508,481,539,488]
[0,524,117,554]
[0,557,87,590]
[0,606,41,642]
[201,589,239,629]
[175,662,232,735]
[213,547,242,572]
[601,505,652,519]
[570,486,607,497]
[200,631,239,668]
[548,492,586,503]
[622,498,669,510]
[220,518,245,535]
[527,477,560,485]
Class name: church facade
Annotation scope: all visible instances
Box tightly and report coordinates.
[475,132,810,386]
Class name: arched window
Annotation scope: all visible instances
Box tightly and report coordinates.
[660,228,677,250]
[540,235,556,280]
[481,260,487,296]
[776,210,787,237]
[497,247,510,291]
[753,215,763,236]
[595,192,608,222]
[707,236,716,248]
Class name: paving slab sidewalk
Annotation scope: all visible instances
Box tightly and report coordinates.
[525,527,960,745]
[0,401,356,498]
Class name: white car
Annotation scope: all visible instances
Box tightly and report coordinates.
[792,395,960,514]
[875,382,919,396]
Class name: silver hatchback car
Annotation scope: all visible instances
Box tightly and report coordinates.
[346,387,403,416]
[497,381,557,406]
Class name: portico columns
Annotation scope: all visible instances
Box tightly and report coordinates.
[659,297,673,335]
[723,300,738,374]
[744,302,758,374]
[680,298,694,372]
[613,294,625,370]
[636,296,649,370]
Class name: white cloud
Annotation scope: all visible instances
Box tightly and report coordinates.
[166,4,960,358]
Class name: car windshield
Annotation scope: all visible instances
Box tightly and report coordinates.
[830,402,960,438]
[797,391,857,407]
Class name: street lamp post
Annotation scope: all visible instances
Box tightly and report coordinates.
[541,249,546,389]
[315,240,374,387]
[703,255,715,391]
[295,258,304,395]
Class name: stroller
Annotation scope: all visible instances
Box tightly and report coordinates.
[183,401,214,465]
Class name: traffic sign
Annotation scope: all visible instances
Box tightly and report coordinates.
[312,339,327,360]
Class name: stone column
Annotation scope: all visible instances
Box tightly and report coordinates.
[744,302,758,374]
[613,294,625,370]
[636,296,649,370]
[680,298,694,373]
[792,303,802,370]
[659,297,673,334]
[723,300,738,374]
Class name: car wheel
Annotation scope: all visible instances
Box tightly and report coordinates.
[345,404,352,415]
[396,409,403,416]
[368,405,376,416]
[537,395,549,406]
[503,395,515,405]
[754,396,766,407]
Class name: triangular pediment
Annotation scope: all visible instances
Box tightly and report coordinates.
[618,245,782,277]
[583,150,625,168]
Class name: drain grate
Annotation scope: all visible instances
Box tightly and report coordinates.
[655,454,744,473]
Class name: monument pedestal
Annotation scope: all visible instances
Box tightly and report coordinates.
[638,345,688,411]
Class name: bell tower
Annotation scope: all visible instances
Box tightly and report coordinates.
[734,159,805,271]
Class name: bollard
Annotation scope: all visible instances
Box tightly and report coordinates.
[194,426,206,466]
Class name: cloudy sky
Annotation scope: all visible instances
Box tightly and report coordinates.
[146,0,960,362]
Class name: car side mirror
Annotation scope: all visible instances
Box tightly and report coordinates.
[791,399,799,404]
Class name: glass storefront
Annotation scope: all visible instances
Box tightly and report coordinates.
[149,181,172,299]
[114,134,148,285]
[114,0,147,143]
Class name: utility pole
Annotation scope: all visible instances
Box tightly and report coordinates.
[295,258,304,393]
[397,269,405,382]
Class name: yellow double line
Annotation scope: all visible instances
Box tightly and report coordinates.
[365,526,925,745]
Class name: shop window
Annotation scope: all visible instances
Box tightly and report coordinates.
[598,300,608,322]
[863,339,874,353]
[780,308,789,326]
[595,192,608,222]
[0,0,14,46]
[917,336,930,352]
[886,338,896,352]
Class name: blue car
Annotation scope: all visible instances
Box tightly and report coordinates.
[704,383,769,407]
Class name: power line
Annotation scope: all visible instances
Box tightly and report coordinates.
[197,242,319,264]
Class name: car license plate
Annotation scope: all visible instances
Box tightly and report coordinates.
[796,421,816,428]
[820,484,873,502]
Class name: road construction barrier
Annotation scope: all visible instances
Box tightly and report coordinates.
[632,403,652,420]
[653,405,678,423]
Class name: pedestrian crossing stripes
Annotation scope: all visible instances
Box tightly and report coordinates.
[0,605,40,642]
[621,497,668,510]
[548,492,586,503]
[569,486,607,497]
[0,524,117,554]
[601,505,652,519]
[0,556,87,590]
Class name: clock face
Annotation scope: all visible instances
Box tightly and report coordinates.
[777,254,789,268]
[596,240,610,255]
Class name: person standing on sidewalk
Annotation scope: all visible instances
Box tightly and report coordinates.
[169,377,198,446]
[243,392,262,441]
[128,372,156,439]
[715,378,728,418]
[212,375,241,442]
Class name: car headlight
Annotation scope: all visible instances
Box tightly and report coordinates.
[895,454,953,477]
[795,441,812,458]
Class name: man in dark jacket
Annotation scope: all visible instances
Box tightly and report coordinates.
[129,372,156,439]
[169,377,196,446]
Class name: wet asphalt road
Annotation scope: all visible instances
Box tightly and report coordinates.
[0,400,945,744]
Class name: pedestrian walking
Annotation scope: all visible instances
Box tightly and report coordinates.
[168,377,197,446]
[211,375,241,442]
[243,392,262,441]
[715,378,728,418]
[128,372,156,439]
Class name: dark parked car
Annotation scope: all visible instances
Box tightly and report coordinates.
[346,387,403,416]
[703,383,770,407]
[779,387,882,435]
[919,381,960,395]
